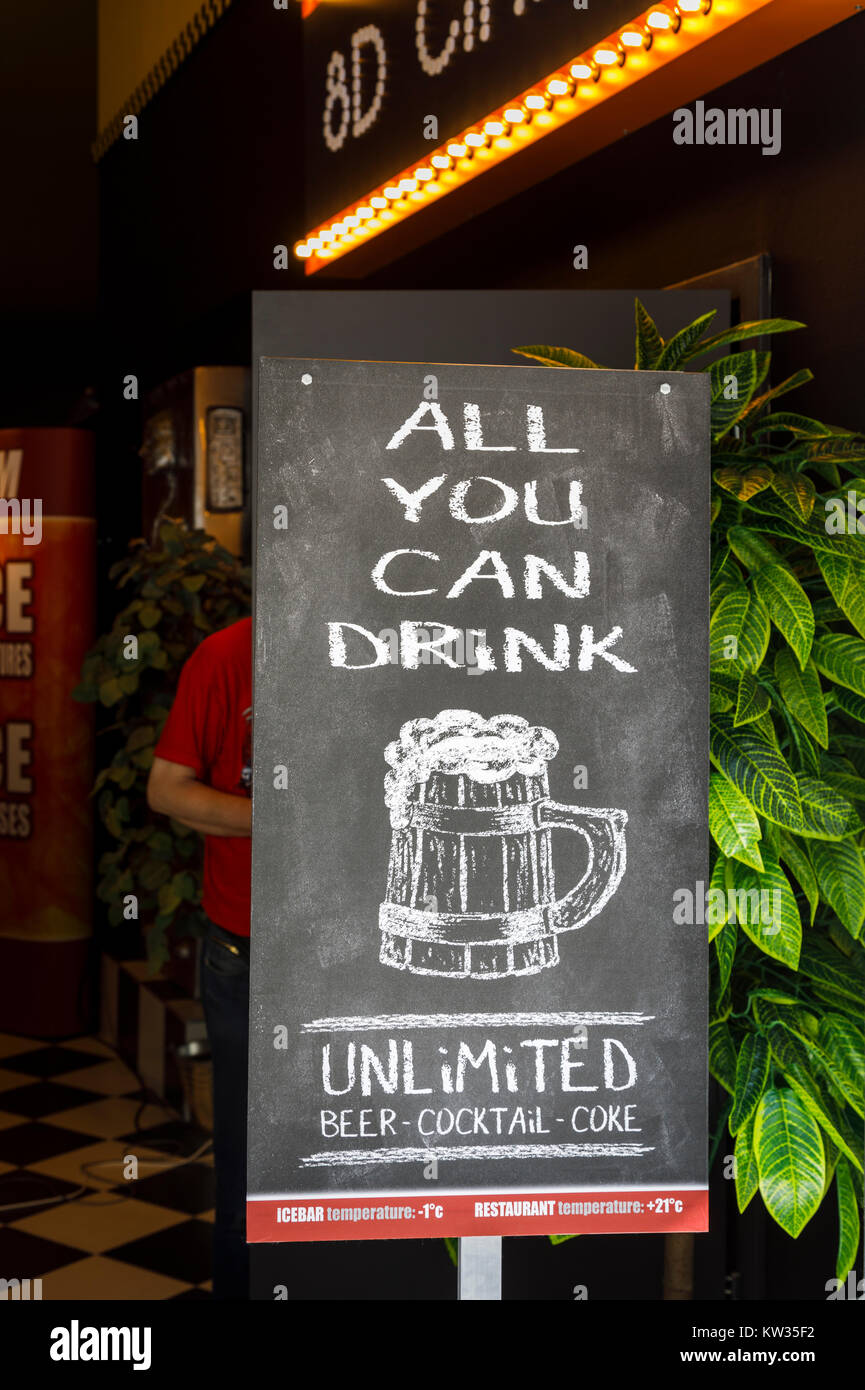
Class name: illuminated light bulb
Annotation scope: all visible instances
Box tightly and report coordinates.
[357,207,374,219]
[647,5,680,31]
[547,78,572,97]
[677,0,710,11]
[318,229,336,242]
[383,185,401,198]
[370,196,388,208]
[447,142,468,157]
[465,132,487,147]
[295,243,311,258]
[620,27,650,48]
[416,167,434,179]
[503,106,525,122]
[484,120,505,136]
[343,214,360,228]
[594,47,622,66]
[332,221,346,234]
[431,153,452,168]
[306,237,322,251]
[525,94,547,110]
[398,178,418,192]
[570,60,599,81]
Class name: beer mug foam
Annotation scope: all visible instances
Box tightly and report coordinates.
[380,710,627,979]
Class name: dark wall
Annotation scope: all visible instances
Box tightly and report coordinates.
[96,0,304,589]
[98,0,305,390]
[0,0,98,427]
[361,16,865,432]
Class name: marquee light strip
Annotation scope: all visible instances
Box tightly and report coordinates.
[297,0,766,273]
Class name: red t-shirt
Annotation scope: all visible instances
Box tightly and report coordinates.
[154,616,252,937]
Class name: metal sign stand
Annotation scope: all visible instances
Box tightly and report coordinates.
[458,1237,502,1300]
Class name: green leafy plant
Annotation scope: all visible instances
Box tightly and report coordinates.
[514,302,865,1276]
[73,519,251,966]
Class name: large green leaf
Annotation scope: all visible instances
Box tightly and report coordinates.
[656,310,716,370]
[735,1111,760,1212]
[835,1160,860,1283]
[729,855,801,968]
[680,318,804,364]
[769,470,817,523]
[777,832,818,924]
[715,914,738,995]
[794,774,860,840]
[811,982,863,1020]
[811,634,865,698]
[799,937,864,1002]
[744,492,865,563]
[709,1019,738,1094]
[750,709,781,751]
[634,298,663,369]
[752,995,798,1036]
[709,588,750,672]
[710,351,771,441]
[774,649,828,748]
[726,525,785,574]
[809,839,865,938]
[816,552,865,638]
[742,369,814,424]
[754,1088,825,1238]
[766,1023,863,1170]
[833,692,865,732]
[752,564,814,667]
[818,1015,865,1118]
[730,1033,771,1135]
[706,853,730,944]
[714,466,774,502]
[710,720,802,829]
[823,768,865,803]
[511,344,605,370]
[738,595,771,672]
[710,590,772,676]
[813,441,865,470]
[786,717,822,778]
[750,410,856,440]
[734,670,772,726]
[708,773,764,869]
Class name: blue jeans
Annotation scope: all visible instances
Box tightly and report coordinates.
[200,916,250,1300]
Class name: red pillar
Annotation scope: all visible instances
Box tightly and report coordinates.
[0,428,95,1037]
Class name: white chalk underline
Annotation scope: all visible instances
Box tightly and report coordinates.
[300,1143,654,1166]
[302,1012,654,1033]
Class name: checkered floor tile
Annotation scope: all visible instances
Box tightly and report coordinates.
[0,1032,214,1299]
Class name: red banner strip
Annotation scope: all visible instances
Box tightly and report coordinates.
[247,1188,708,1243]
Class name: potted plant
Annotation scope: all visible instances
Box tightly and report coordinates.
[513,301,864,1283]
[73,518,251,972]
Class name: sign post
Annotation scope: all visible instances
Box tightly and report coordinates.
[247,356,710,1255]
[458,1237,502,1301]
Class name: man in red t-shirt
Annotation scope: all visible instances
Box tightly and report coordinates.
[147,615,252,1300]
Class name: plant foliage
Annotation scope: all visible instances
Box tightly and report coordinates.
[73,520,251,966]
[515,302,865,1274]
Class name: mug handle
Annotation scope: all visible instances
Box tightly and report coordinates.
[539,803,628,934]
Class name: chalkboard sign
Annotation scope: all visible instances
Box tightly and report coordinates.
[248,357,710,1242]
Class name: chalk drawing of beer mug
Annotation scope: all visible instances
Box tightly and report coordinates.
[379,710,628,979]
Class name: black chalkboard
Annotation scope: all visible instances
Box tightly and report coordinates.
[248,356,709,1242]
